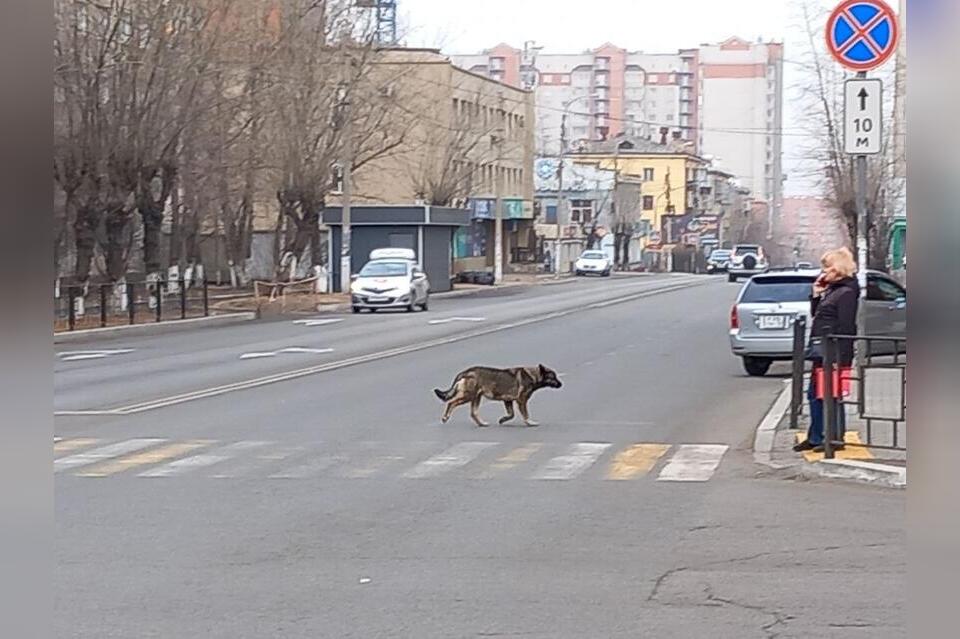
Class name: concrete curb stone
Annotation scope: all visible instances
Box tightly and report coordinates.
[53,312,257,343]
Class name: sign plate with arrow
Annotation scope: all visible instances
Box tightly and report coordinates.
[843,78,882,155]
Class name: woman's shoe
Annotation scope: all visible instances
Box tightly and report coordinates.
[793,440,816,452]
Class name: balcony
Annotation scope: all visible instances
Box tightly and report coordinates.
[593,72,610,88]
[595,57,610,71]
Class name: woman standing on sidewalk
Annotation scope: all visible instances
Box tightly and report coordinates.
[794,247,859,453]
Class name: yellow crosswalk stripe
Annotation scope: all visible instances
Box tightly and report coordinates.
[606,444,671,480]
[796,432,874,462]
[76,441,214,477]
[474,443,542,478]
[54,438,100,456]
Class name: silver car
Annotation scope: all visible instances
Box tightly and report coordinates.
[729,270,906,376]
[350,249,430,313]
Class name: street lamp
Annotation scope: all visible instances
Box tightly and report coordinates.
[555,93,597,278]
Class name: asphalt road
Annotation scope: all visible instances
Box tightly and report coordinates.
[55,274,905,638]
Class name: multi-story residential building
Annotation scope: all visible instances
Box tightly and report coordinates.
[452,44,699,156]
[451,37,783,215]
[697,37,784,219]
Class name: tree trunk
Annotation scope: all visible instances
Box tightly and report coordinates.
[103,204,131,282]
[73,200,100,284]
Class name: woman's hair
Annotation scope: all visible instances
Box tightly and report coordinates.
[820,247,857,278]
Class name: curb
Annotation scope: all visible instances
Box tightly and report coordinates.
[808,459,906,489]
[753,379,906,488]
[53,312,257,343]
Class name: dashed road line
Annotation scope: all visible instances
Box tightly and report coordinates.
[139,441,271,477]
[402,442,498,479]
[77,441,213,477]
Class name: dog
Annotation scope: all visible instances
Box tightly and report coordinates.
[433,364,563,427]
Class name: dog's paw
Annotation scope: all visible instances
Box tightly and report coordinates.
[498,416,514,425]
[524,420,540,427]
[474,421,490,428]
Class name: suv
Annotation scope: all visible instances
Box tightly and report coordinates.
[727,244,768,282]
[729,270,907,376]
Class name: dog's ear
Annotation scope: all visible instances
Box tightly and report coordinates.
[539,363,549,377]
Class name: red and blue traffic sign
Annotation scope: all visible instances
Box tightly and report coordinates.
[826,0,900,71]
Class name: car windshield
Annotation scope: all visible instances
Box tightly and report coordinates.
[740,277,815,303]
[580,252,606,259]
[359,261,408,278]
[734,246,760,256]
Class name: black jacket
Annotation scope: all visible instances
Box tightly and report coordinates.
[810,276,859,365]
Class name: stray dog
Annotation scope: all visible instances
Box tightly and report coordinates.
[433,364,563,427]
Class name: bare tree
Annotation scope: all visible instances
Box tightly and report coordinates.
[793,0,902,268]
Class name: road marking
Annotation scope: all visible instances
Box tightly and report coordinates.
[54,410,125,416]
[427,316,486,325]
[74,278,708,415]
[269,454,344,479]
[531,443,612,480]
[293,318,344,327]
[54,437,100,456]
[138,441,271,477]
[473,443,542,478]
[402,442,498,479]
[54,439,166,472]
[58,349,135,362]
[797,432,874,462]
[211,445,305,478]
[77,440,213,477]
[239,347,334,359]
[336,454,407,479]
[656,444,728,482]
[606,444,671,480]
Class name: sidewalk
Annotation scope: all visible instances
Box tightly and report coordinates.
[755,381,906,489]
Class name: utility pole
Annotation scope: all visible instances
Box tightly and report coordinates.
[493,94,505,284]
[339,53,354,294]
[555,112,566,278]
[612,141,620,270]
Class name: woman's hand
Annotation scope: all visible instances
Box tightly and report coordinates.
[812,274,827,298]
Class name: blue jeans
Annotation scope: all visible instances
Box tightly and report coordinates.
[807,371,846,446]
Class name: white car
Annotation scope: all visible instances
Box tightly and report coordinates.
[727,244,769,282]
[574,250,612,277]
[350,248,430,313]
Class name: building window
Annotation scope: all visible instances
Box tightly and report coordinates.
[545,204,558,224]
[570,199,593,223]
[642,195,655,210]
[665,114,674,121]
[643,167,655,181]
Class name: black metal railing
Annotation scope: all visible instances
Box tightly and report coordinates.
[789,323,906,459]
[54,279,209,332]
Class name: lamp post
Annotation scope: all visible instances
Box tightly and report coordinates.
[555,94,597,278]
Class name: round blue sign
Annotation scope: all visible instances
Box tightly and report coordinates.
[826,0,899,71]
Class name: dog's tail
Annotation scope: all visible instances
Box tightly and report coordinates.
[433,385,454,402]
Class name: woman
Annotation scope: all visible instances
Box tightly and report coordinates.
[793,247,859,453]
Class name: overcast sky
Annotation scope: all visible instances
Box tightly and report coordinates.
[396,0,845,197]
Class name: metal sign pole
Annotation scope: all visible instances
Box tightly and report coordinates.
[854,71,869,372]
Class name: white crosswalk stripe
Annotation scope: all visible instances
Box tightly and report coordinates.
[656,444,729,482]
[55,439,166,473]
[56,439,731,483]
[530,442,612,480]
[402,442,498,479]
[139,441,270,477]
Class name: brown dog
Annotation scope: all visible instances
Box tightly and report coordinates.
[433,364,563,427]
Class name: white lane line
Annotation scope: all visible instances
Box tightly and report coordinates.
[530,443,612,480]
[402,442,498,479]
[138,441,270,477]
[293,319,344,327]
[656,444,729,482]
[427,316,487,325]
[54,410,125,416]
[239,352,276,360]
[58,348,136,362]
[54,439,166,473]
[85,279,708,415]
[279,347,334,354]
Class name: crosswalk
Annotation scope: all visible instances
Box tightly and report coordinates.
[54,438,731,483]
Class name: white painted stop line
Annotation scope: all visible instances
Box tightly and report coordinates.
[239,347,334,360]
[58,348,135,362]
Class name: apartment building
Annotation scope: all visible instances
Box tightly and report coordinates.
[451,37,783,214]
[452,44,699,156]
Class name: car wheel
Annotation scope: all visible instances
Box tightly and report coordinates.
[420,295,429,311]
[742,357,772,377]
[352,306,360,314]
[728,273,737,283]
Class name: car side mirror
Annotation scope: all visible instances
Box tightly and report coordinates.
[894,296,906,308]
[350,274,358,281]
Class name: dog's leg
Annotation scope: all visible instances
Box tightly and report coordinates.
[470,396,489,427]
[498,401,515,425]
[518,395,539,427]
[441,396,469,423]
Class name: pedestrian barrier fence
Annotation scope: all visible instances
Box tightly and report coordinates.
[790,318,906,459]
[54,278,209,332]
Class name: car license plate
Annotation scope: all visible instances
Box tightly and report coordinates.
[757,315,788,330]
[367,296,389,303]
